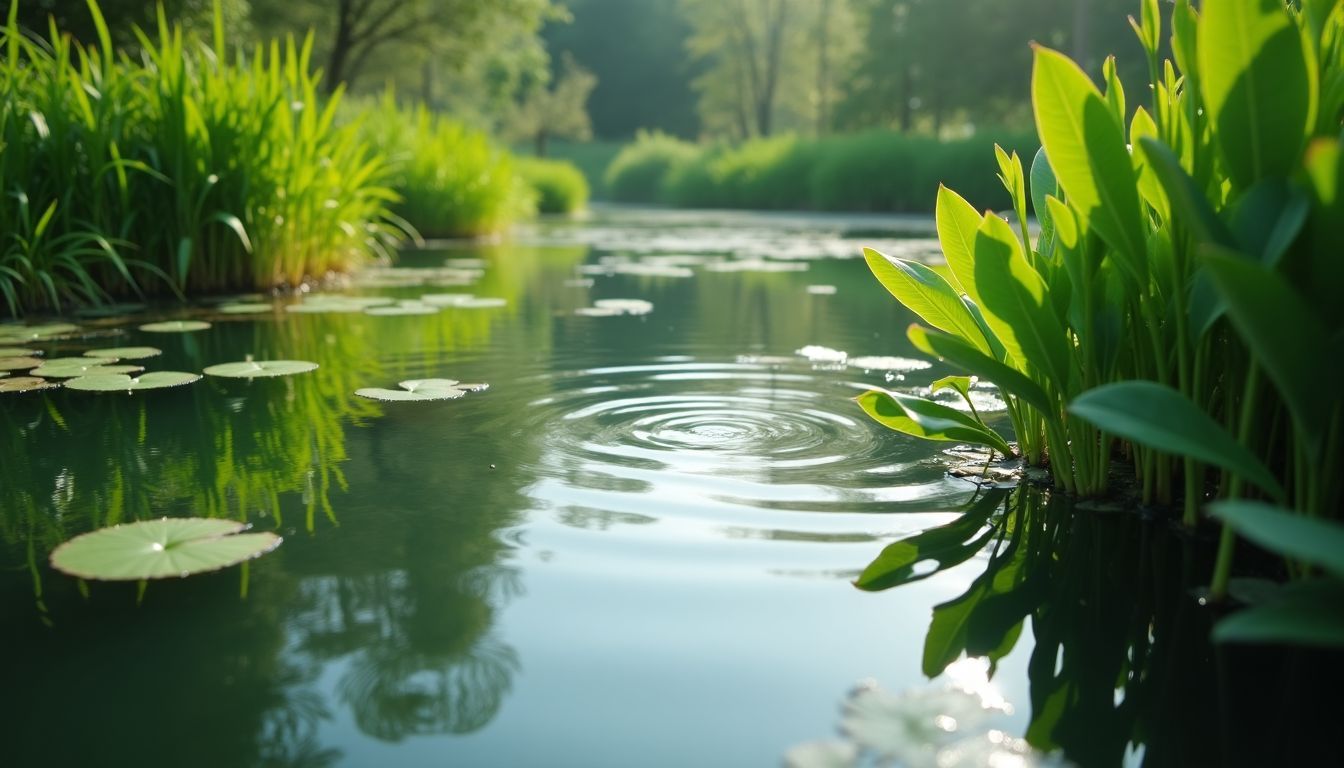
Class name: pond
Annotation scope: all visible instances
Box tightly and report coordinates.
[0,207,1331,767]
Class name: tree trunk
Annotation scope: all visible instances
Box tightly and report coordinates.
[757,0,790,137]
[815,0,832,136]
[326,0,355,95]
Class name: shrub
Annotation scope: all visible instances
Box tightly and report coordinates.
[602,131,699,203]
[515,157,590,214]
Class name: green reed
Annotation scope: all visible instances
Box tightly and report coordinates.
[0,0,402,314]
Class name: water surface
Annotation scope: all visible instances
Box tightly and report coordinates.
[3,206,1285,767]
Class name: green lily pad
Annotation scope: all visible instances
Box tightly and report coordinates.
[0,347,40,357]
[0,323,79,340]
[32,365,143,379]
[355,378,483,402]
[85,346,162,360]
[203,360,318,378]
[456,297,507,308]
[49,518,282,581]
[64,371,203,392]
[0,356,42,371]
[421,293,475,306]
[139,320,211,333]
[0,376,60,393]
[216,303,274,314]
[365,301,439,316]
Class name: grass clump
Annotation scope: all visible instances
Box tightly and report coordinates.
[0,0,402,315]
[604,129,1037,213]
[515,157,590,215]
[357,96,529,238]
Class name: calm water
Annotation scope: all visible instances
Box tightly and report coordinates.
[0,208,1328,767]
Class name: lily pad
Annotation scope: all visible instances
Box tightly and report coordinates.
[366,301,439,316]
[457,297,507,308]
[64,371,202,392]
[203,360,319,378]
[0,356,42,371]
[139,320,211,333]
[33,362,144,378]
[592,298,654,316]
[217,302,274,314]
[85,346,162,360]
[0,323,79,340]
[0,347,40,357]
[0,376,60,394]
[355,378,482,402]
[420,293,476,306]
[49,517,282,581]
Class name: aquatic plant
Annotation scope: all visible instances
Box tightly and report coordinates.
[49,518,281,580]
[0,0,402,315]
[859,0,1344,642]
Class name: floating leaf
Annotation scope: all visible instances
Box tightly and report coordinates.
[456,297,507,308]
[139,320,211,333]
[48,518,281,581]
[32,362,144,378]
[0,347,40,357]
[84,347,162,360]
[64,371,201,392]
[0,356,42,371]
[216,302,273,314]
[420,293,476,306]
[0,376,60,394]
[0,323,79,340]
[365,302,439,316]
[203,360,318,378]
[593,298,654,315]
[575,306,624,317]
[355,378,478,402]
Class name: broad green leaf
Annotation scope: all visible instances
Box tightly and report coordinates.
[1129,107,1169,219]
[863,247,989,354]
[972,215,1075,394]
[355,379,488,402]
[49,518,281,581]
[1229,180,1311,265]
[139,320,211,333]
[1137,138,1235,247]
[1210,501,1344,576]
[854,490,1008,591]
[0,376,60,394]
[0,347,39,357]
[1028,148,1058,252]
[922,538,1028,677]
[84,346,161,360]
[64,372,201,392]
[203,360,319,378]
[1213,579,1344,648]
[1199,0,1316,189]
[1032,45,1148,285]
[1204,253,1334,458]
[32,362,143,378]
[908,324,1054,415]
[0,356,41,371]
[935,185,985,303]
[931,375,974,403]
[855,389,1013,456]
[1068,381,1286,501]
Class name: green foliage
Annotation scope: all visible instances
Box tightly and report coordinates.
[856,0,1344,646]
[604,129,1037,212]
[514,157,589,214]
[355,96,528,238]
[602,130,700,203]
[0,0,402,314]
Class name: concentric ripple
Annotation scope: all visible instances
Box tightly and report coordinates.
[521,359,977,523]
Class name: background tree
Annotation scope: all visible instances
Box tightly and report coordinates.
[503,54,598,156]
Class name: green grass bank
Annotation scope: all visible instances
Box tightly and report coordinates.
[603,129,1039,213]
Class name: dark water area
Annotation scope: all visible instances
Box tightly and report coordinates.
[1,208,1337,767]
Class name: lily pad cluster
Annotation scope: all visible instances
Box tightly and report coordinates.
[49,518,282,581]
[355,378,489,402]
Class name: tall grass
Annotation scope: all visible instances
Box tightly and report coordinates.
[603,129,1038,212]
[0,1,404,315]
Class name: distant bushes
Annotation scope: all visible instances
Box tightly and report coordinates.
[604,130,1040,213]
[515,157,590,214]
